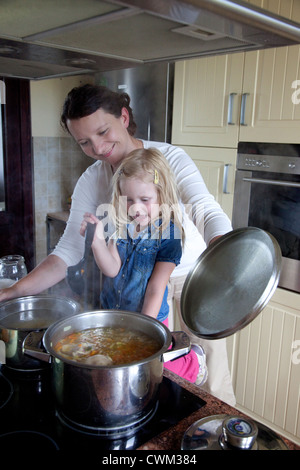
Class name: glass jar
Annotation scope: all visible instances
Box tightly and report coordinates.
[0,255,27,288]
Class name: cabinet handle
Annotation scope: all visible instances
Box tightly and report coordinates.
[147,118,151,141]
[227,93,237,125]
[240,93,249,126]
[223,164,231,194]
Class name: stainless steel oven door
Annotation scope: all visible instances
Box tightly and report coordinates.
[232,170,300,293]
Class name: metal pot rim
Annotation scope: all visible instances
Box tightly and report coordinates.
[43,309,174,369]
[0,294,81,331]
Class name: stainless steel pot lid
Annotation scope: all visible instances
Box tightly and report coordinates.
[181,414,288,450]
[180,227,282,339]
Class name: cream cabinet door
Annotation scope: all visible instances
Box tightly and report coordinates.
[227,288,300,445]
[240,0,300,143]
[240,44,300,143]
[172,0,300,147]
[180,146,236,220]
[172,54,244,148]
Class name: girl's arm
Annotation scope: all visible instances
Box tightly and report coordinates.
[82,213,121,278]
[141,261,176,319]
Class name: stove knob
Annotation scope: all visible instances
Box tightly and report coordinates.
[222,416,258,449]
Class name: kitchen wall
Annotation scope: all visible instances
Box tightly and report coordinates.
[30,75,94,264]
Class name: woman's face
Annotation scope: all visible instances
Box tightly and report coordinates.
[67,108,137,171]
[119,177,160,228]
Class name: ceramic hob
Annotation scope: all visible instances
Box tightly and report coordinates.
[0,365,205,451]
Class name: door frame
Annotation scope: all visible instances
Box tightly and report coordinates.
[0,77,34,271]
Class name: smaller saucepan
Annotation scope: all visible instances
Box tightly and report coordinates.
[0,295,81,370]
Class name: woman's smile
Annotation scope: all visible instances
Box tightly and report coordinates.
[67,108,140,171]
[102,143,115,159]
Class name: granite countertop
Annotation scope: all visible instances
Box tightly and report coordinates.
[138,369,299,451]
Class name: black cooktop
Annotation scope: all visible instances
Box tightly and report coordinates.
[0,365,205,451]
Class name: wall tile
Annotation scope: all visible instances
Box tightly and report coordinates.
[33,136,90,264]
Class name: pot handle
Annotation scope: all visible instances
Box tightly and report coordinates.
[22,331,51,363]
[162,331,191,362]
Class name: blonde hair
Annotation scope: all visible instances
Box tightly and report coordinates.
[111,147,184,243]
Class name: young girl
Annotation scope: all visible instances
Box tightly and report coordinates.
[81,147,207,384]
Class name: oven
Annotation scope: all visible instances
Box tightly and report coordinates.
[232,142,300,294]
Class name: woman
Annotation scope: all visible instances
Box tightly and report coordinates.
[0,84,235,404]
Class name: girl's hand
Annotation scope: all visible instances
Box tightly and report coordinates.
[80,212,98,236]
[80,213,105,242]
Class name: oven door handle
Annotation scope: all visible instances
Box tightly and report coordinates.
[243,177,300,188]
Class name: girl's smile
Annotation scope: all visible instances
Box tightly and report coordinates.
[119,177,159,228]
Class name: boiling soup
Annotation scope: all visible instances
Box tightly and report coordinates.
[54,327,161,366]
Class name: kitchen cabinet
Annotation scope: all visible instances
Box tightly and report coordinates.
[171,53,244,148]
[178,146,236,220]
[227,288,300,446]
[172,0,300,147]
[172,53,244,148]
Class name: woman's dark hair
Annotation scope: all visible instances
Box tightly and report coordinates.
[60,83,137,136]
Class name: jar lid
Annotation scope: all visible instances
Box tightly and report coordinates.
[0,255,25,264]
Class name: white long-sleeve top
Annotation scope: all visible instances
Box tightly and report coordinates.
[52,140,232,277]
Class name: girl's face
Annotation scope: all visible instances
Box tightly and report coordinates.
[67,108,138,171]
[119,177,160,228]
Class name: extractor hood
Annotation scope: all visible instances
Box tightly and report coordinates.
[1,0,300,80]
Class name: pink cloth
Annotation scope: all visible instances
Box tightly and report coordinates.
[162,318,199,383]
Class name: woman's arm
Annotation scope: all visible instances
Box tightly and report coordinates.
[147,142,232,244]
[141,261,176,319]
[0,254,67,302]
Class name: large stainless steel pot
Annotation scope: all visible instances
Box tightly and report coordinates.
[24,310,190,434]
[0,295,81,370]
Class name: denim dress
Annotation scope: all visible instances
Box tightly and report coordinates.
[100,221,182,322]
